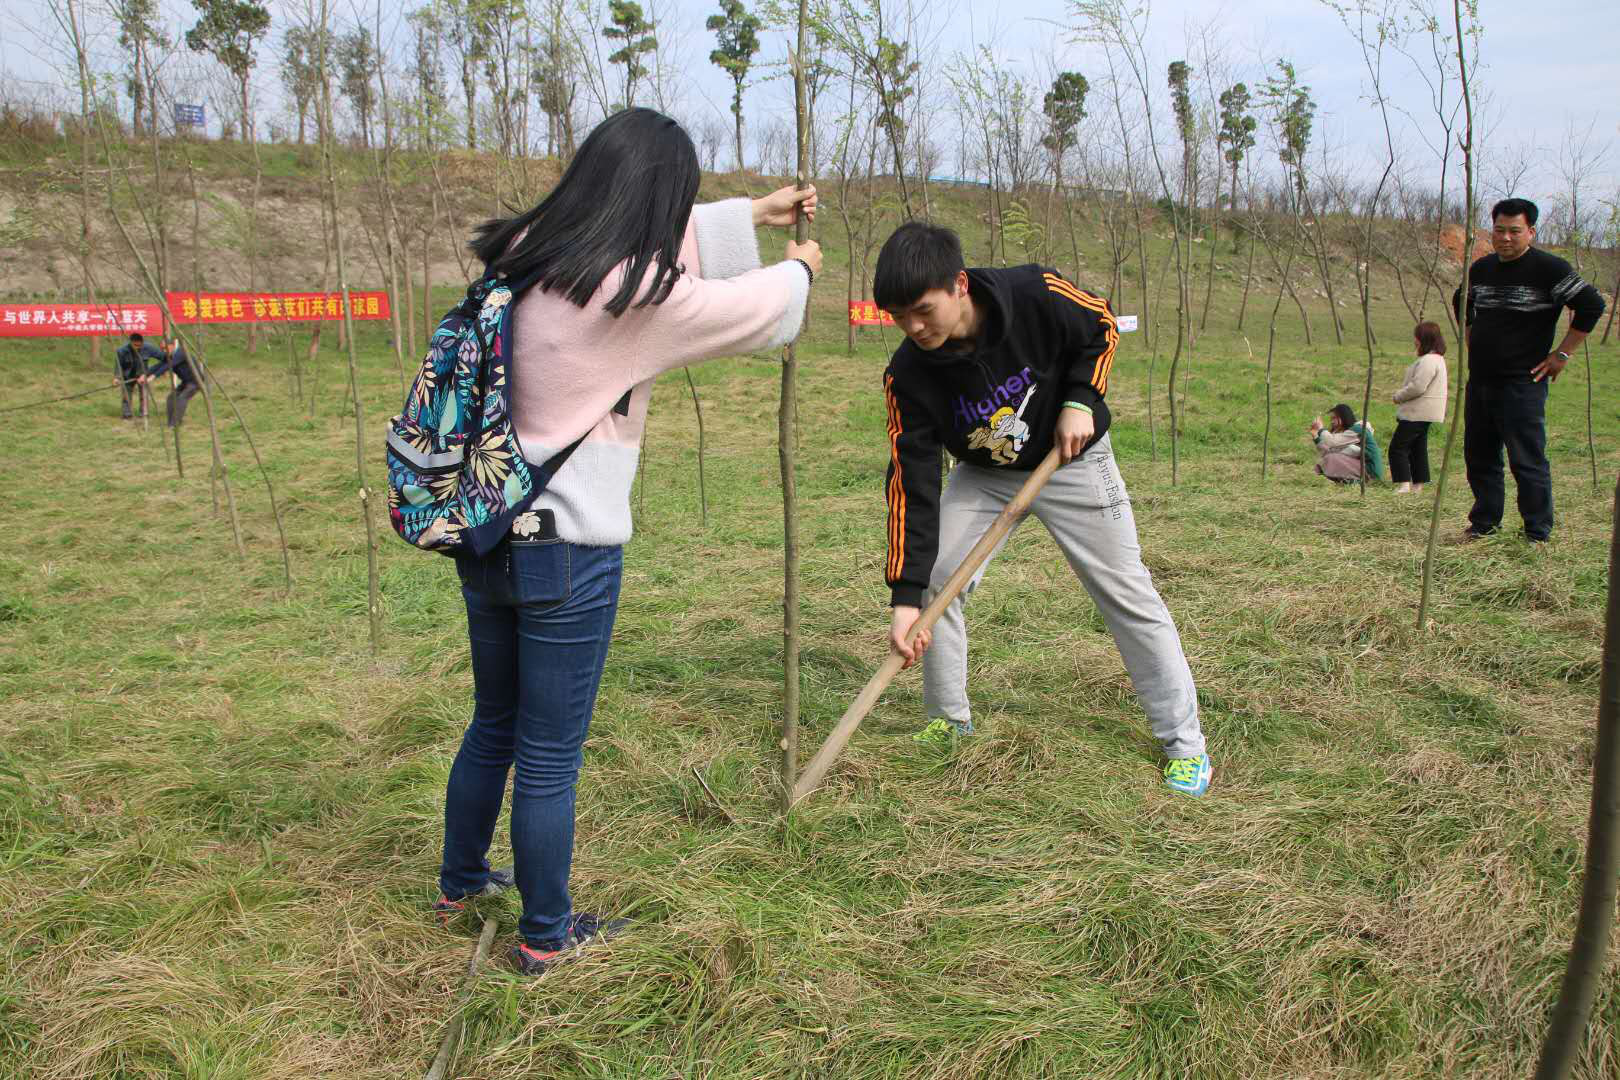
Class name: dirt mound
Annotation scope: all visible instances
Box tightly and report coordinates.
[1438,224,1492,265]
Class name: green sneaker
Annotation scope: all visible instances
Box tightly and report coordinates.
[1163,753,1213,796]
[913,717,973,747]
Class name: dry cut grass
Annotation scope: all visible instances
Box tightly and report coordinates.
[2,214,1618,1079]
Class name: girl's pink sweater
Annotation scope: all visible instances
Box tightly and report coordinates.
[509,198,809,545]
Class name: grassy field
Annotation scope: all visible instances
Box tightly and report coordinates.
[2,183,1618,1079]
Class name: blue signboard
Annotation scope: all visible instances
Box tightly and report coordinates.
[173,103,205,128]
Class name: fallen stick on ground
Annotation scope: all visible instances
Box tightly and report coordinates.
[791,447,1063,805]
[424,914,499,1080]
[0,382,118,415]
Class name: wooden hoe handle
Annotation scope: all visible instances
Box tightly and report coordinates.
[790,448,1063,804]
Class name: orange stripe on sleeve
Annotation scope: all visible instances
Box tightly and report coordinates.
[884,375,906,583]
[1044,275,1109,315]
[1043,275,1118,396]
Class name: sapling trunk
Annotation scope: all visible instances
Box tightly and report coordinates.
[1417,0,1477,632]
[1244,333,1275,482]
[1585,342,1597,491]
[184,146,246,558]
[318,0,382,654]
[683,367,708,526]
[1236,225,1256,330]
[1338,2,1397,498]
[780,0,810,813]
[1601,267,1617,344]
[1198,164,1221,333]
[66,0,99,376]
[423,212,434,345]
[1532,474,1620,1080]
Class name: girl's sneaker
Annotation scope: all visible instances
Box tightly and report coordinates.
[1163,753,1213,796]
[432,866,516,927]
[510,913,630,976]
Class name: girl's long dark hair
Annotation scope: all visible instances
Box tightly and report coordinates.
[1329,403,1357,429]
[470,108,701,317]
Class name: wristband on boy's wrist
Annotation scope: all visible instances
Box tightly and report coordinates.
[1061,400,1093,415]
[792,258,814,287]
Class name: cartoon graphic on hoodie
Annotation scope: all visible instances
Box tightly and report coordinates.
[966,383,1037,464]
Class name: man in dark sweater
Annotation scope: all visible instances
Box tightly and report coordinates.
[114,332,162,420]
[874,222,1210,796]
[1454,197,1606,541]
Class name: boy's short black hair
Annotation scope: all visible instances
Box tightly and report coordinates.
[874,222,965,311]
[128,332,144,343]
[1491,197,1538,226]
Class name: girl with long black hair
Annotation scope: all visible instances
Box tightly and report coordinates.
[432,107,820,975]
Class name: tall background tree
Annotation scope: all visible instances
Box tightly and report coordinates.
[279,25,324,144]
[705,0,760,173]
[1206,80,1255,329]
[480,0,528,158]
[184,0,270,143]
[1262,59,1344,342]
[1042,70,1088,240]
[407,6,448,149]
[532,0,577,158]
[442,0,492,149]
[337,25,377,147]
[604,0,657,111]
[113,0,165,136]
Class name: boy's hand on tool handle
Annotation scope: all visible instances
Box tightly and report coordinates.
[890,605,931,669]
[1055,408,1094,464]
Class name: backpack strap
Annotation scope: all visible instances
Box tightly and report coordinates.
[482,265,591,499]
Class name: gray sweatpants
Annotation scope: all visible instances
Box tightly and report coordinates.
[922,434,1205,759]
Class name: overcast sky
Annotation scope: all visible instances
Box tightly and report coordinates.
[3,0,1615,220]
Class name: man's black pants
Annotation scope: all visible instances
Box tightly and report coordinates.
[1464,378,1552,540]
[166,381,200,427]
[118,375,142,419]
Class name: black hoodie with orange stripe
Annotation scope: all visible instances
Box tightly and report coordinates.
[882,264,1117,607]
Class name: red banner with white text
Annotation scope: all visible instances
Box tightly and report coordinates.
[848,300,897,327]
[164,290,391,324]
[0,302,163,338]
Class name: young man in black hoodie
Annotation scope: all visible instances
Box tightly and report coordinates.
[874,222,1210,796]
[1454,197,1606,542]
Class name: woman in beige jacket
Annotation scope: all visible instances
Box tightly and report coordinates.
[1387,321,1449,493]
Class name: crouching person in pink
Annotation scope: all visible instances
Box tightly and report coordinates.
[432,107,821,976]
[1310,404,1382,484]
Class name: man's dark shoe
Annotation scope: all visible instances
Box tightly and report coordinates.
[509,913,630,976]
[432,866,515,927]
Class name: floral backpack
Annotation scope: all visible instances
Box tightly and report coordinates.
[385,271,584,557]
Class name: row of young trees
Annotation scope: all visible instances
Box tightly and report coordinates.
[26,0,1620,407]
[22,0,1620,506]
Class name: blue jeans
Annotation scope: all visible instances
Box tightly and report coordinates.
[1464,378,1552,540]
[439,536,623,946]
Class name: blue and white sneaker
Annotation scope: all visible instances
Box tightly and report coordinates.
[433,866,515,927]
[1163,753,1213,796]
[510,913,630,976]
